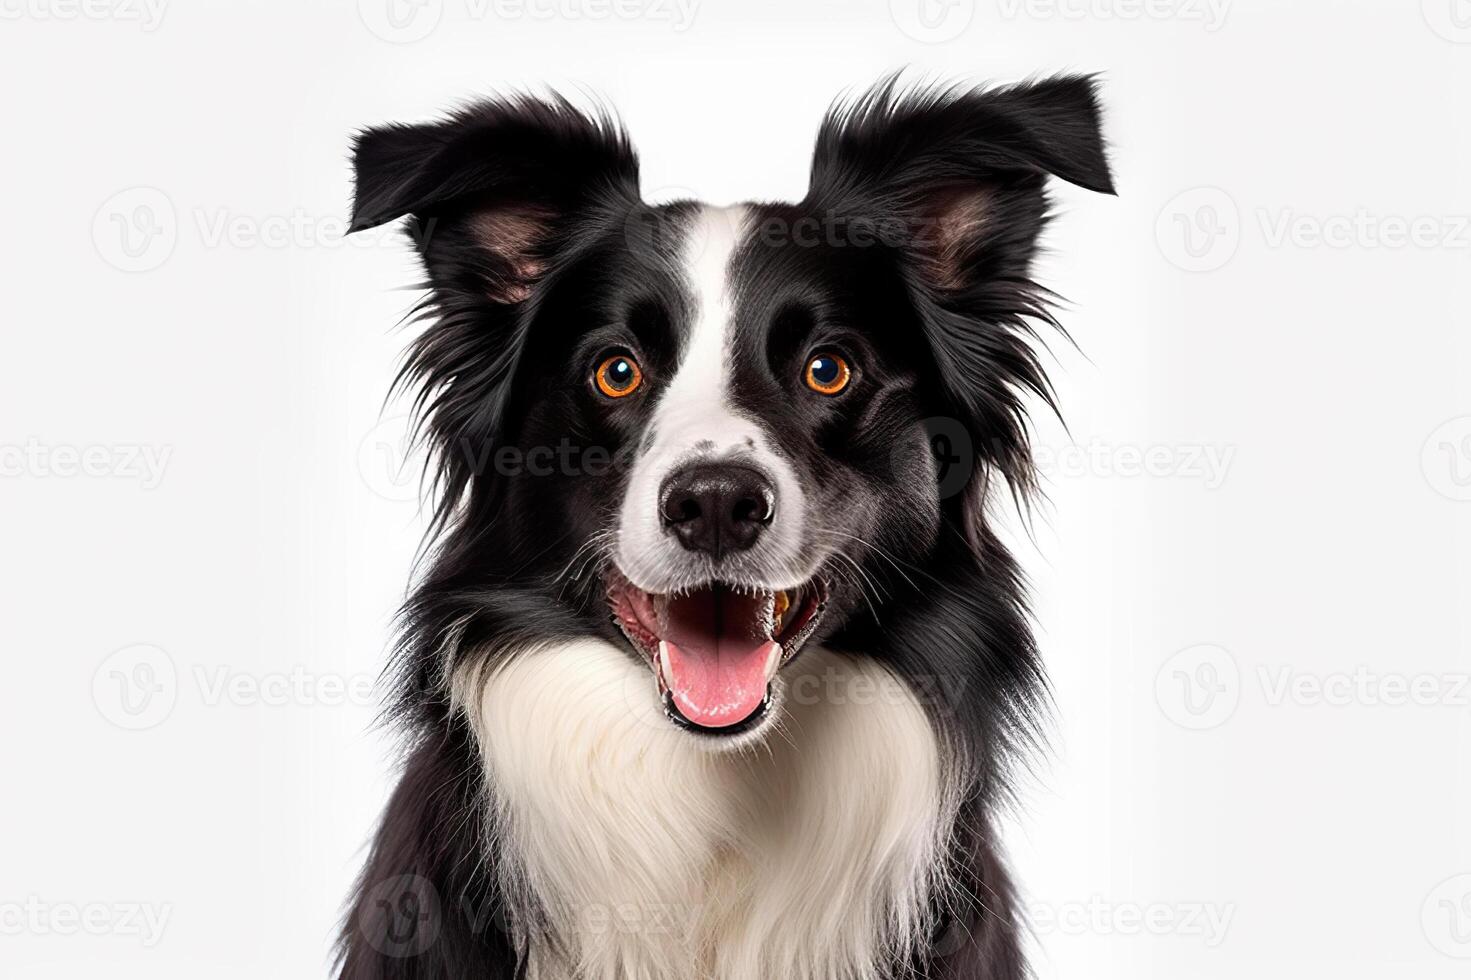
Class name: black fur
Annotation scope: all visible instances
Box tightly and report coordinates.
[338,76,1112,979]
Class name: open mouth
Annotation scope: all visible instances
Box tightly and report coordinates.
[606,570,827,735]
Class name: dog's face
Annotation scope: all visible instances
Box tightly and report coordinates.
[509,202,947,734]
[350,81,1113,741]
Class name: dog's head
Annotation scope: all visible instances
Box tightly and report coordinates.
[350,79,1112,741]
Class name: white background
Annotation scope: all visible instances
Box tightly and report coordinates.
[2,0,1469,977]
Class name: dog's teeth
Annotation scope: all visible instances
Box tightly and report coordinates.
[763,640,783,681]
[772,590,790,631]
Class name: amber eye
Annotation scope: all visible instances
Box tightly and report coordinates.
[594,353,643,398]
[803,352,852,396]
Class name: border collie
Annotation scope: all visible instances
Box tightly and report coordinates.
[338,75,1113,980]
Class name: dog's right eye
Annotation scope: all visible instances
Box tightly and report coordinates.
[594,353,644,398]
[803,351,852,396]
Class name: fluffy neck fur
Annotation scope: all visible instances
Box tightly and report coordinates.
[453,640,961,980]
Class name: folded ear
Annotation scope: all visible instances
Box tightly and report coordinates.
[806,74,1114,522]
[349,95,639,303]
[806,74,1113,292]
[347,96,640,523]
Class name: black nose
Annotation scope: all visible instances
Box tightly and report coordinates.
[659,464,775,558]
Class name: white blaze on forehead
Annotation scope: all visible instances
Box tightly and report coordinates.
[614,204,809,594]
[650,204,750,446]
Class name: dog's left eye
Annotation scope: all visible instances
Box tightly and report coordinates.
[594,353,644,398]
[803,352,852,396]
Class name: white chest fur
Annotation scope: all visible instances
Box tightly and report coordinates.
[454,640,956,980]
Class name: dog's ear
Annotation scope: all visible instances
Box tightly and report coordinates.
[806,74,1113,528]
[807,74,1113,292]
[347,97,639,521]
[349,95,639,304]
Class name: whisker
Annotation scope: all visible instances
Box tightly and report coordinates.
[814,527,923,593]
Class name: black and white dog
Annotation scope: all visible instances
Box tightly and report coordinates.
[339,76,1113,980]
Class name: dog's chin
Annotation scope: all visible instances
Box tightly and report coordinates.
[605,567,828,742]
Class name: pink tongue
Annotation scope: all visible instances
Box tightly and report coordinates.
[660,588,777,729]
